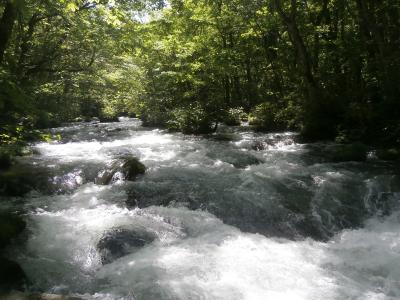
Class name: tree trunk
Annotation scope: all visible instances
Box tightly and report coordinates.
[274,0,317,92]
[273,0,336,140]
[0,0,17,64]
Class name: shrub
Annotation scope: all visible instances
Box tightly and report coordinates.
[167,105,215,134]
[249,102,287,131]
[223,108,246,126]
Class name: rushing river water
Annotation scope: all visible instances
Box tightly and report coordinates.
[2,118,400,299]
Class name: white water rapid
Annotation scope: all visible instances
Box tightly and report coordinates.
[2,119,400,300]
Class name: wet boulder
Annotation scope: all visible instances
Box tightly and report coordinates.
[122,158,146,180]
[97,228,155,264]
[73,117,84,122]
[0,213,26,249]
[0,258,26,292]
[90,117,100,123]
[251,141,266,151]
[96,157,146,185]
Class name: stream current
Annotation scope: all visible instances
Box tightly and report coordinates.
[2,118,400,300]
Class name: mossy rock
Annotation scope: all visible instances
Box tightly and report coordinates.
[330,142,368,162]
[122,157,146,181]
[73,117,84,122]
[376,148,400,161]
[0,258,26,292]
[0,213,26,249]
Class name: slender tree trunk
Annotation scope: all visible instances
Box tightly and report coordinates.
[0,0,18,64]
[274,0,337,139]
[17,13,39,76]
[274,0,318,92]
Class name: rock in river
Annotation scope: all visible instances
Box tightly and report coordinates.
[96,157,146,185]
[97,228,155,264]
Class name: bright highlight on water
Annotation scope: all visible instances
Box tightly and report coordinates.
[3,119,400,300]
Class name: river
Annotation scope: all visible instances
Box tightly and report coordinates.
[2,118,400,299]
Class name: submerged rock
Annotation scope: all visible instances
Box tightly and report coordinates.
[97,228,155,264]
[250,141,265,151]
[210,133,240,142]
[0,258,26,292]
[96,157,146,185]
[207,150,263,168]
[0,213,26,249]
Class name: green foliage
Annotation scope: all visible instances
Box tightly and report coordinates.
[0,0,158,135]
[249,102,287,132]
[140,100,170,127]
[223,108,246,126]
[0,0,399,145]
[167,104,216,134]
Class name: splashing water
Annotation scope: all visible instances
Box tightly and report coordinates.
[3,119,400,300]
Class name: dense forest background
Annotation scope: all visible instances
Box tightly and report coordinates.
[1,0,399,147]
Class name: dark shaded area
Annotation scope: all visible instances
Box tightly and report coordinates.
[0,257,26,292]
[0,212,26,248]
[0,212,27,292]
